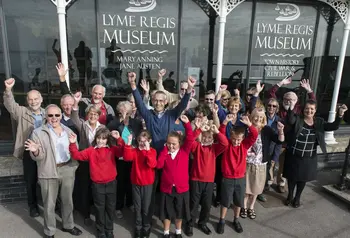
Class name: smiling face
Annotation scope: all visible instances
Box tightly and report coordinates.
[179,82,188,98]
[96,136,108,148]
[267,99,278,116]
[205,93,215,109]
[304,103,316,118]
[228,102,240,115]
[201,131,214,146]
[60,96,74,117]
[92,85,104,104]
[230,132,244,146]
[46,106,62,128]
[166,136,180,153]
[152,92,167,113]
[87,109,100,125]
[27,90,42,112]
[250,109,266,129]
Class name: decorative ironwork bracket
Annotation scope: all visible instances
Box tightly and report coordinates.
[314,0,348,24]
[206,0,245,17]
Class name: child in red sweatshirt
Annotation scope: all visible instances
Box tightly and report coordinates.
[184,122,228,237]
[216,114,258,235]
[123,130,157,238]
[157,115,195,238]
[69,128,124,238]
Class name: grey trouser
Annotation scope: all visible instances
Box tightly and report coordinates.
[132,184,153,232]
[39,165,76,236]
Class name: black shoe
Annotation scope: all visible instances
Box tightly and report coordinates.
[216,221,225,234]
[142,229,151,238]
[233,220,243,233]
[175,234,183,238]
[284,197,293,206]
[198,224,212,235]
[62,227,82,236]
[184,223,193,237]
[30,207,39,218]
[163,234,170,238]
[84,217,93,226]
[213,200,220,208]
[97,234,106,238]
[292,199,300,208]
[105,232,114,238]
[44,235,54,238]
[135,230,141,238]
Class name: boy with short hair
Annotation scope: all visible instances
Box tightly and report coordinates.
[216,114,258,234]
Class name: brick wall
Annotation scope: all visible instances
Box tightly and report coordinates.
[0,176,27,203]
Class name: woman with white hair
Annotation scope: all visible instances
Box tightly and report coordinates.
[107,100,143,219]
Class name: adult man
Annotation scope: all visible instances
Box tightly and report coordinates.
[268,77,316,193]
[25,104,82,238]
[60,94,79,137]
[204,90,216,110]
[3,78,44,217]
[156,69,198,109]
[56,63,115,125]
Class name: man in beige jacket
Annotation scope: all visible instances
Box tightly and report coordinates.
[3,78,45,217]
[25,104,82,238]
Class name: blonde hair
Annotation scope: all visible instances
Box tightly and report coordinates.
[85,104,101,115]
[227,96,242,109]
[249,108,267,130]
[116,101,133,114]
[221,90,231,99]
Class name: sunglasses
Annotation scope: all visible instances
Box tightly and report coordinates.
[205,98,214,101]
[47,114,61,118]
[268,104,277,108]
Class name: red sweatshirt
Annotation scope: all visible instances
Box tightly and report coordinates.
[157,122,195,194]
[69,138,124,184]
[123,145,157,186]
[190,131,228,182]
[219,124,258,179]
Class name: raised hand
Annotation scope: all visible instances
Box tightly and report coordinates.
[73,91,82,103]
[254,80,265,96]
[110,130,120,140]
[24,139,40,152]
[277,121,284,132]
[194,117,202,129]
[225,114,236,122]
[211,104,219,115]
[187,77,196,90]
[180,115,189,124]
[211,124,219,134]
[234,89,240,97]
[69,133,77,144]
[140,79,150,94]
[128,72,137,84]
[158,69,166,78]
[201,124,210,132]
[300,79,312,93]
[338,104,348,117]
[219,84,227,92]
[127,134,133,145]
[56,63,68,81]
[4,78,15,91]
[240,115,252,127]
[278,75,293,86]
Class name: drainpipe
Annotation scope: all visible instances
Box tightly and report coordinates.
[325,8,350,144]
[215,0,227,94]
[51,0,72,88]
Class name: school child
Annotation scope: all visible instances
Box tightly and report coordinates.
[156,115,195,238]
[184,122,228,237]
[216,114,258,234]
[69,128,124,238]
[123,130,157,238]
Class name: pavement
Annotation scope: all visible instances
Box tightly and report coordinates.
[1,170,350,238]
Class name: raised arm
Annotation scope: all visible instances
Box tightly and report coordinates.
[155,69,178,104]
[324,105,348,131]
[123,145,136,162]
[212,125,229,156]
[156,146,168,169]
[69,144,90,161]
[3,78,25,121]
[128,72,152,122]
[268,76,293,99]
[240,116,258,149]
[180,116,195,153]
[56,63,71,94]
[145,148,157,168]
[170,77,195,118]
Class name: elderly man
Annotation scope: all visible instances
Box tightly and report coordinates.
[3,78,44,217]
[24,104,82,238]
[57,63,115,125]
[156,69,198,109]
[60,94,79,137]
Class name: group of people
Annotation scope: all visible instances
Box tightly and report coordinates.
[3,64,348,238]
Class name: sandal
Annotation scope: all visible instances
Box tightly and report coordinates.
[240,208,247,218]
[247,209,256,219]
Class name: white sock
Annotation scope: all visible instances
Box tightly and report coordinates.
[175,229,182,235]
[164,230,170,235]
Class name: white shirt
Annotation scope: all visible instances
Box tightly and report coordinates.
[48,126,70,164]
[85,121,101,144]
[168,149,179,160]
[63,114,70,121]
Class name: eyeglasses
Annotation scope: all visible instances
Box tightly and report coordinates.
[205,98,214,101]
[180,88,186,91]
[222,98,229,101]
[47,114,61,118]
[268,104,277,108]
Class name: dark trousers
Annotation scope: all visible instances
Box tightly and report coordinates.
[148,169,160,220]
[73,162,93,217]
[92,180,117,235]
[189,181,214,226]
[22,151,38,209]
[116,160,133,210]
[132,184,153,232]
[214,154,223,202]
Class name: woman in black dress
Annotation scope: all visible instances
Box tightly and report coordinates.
[284,100,348,208]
